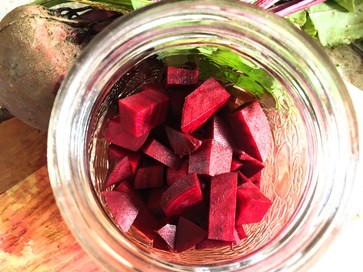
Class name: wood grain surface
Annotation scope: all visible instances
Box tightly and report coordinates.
[0,166,102,272]
[0,118,47,194]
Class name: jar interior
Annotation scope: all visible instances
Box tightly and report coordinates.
[88,42,312,266]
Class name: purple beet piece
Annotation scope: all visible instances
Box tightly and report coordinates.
[153,234,172,251]
[141,138,182,169]
[231,157,244,172]
[105,116,149,151]
[118,88,169,137]
[188,139,232,176]
[141,82,166,94]
[167,66,199,86]
[155,224,177,251]
[102,191,140,232]
[228,101,271,162]
[166,159,189,186]
[237,170,262,188]
[233,225,247,246]
[105,156,132,187]
[237,151,265,178]
[107,145,142,176]
[207,115,235,148]
[160,173,203,217]
[208,172,237,242]
[134,164,165,189]
[195,239,231,250]
[115,180,143,205]
[165,126,202,157]
[133,207,166,240]
[236,182,272,224]
[146,187,167,215]
[181,77,231,134]
[168,87,192,116]
[175,217,207,252]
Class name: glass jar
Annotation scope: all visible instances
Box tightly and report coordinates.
[47,0,359,271]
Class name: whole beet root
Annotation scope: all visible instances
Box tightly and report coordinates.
[0,5,120,130]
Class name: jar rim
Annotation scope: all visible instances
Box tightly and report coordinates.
[47,0,359,271]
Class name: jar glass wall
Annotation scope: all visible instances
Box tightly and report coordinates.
[47,0,359,271]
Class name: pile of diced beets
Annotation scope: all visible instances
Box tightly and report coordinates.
[102,66,272,253]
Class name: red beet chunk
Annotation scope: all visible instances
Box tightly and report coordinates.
[181,77,231,133]
[160,173,203,217]
[237,151,265,177]
[118,88,169,137]
[142,138,182,169]
[105,156,132,187]
[166,159,189,185]
[167,66,199,86]
[146,187,167,215]
[134,164,165,189]
[236,182,272,224]
[153,234,171,251]
[155,224,177,251]
[189,139,232,176]
[108,145,142,176]
[208,172,237,242]
[228,101,271,162]
[165,126,202,157]
[233,225,247,246]
[195,239,231,250]
[207,115,235,148]
[105,116,149,151]
[175,217,207,252]
[231,158,243,172]
[115,180,143,205]
[103,191,140,232]
[168,87,192,116]
[133,207,166,240]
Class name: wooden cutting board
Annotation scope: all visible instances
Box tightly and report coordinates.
[0,118,102,271]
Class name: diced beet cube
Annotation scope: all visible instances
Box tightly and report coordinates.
[233,225,247,246]
[228,101,271,162]
[146,187,167,215]
[105,116,149,151]
[189,139,232,176]
[165,126,202,157]
[103,191,140,232]
[141,82,166,94]
[153,234,171,251]
[108,145,142,176]
[195,239,231,250]
[133,208,166,240]
[207,115,235,148]
[249,171,262,188]
[231,158,243,172]
[118,88,169,137]
[160,173,203,217]
[142,138,182,169]
[208,172,237,242]
[155,224,177,251]
[180,200,209,230]
[105,156,132,187]
[175,217,207,252]
[236,182,272,224]
[166,159,189,185]
[134,164,165,189]
[115,180,143,205]
[167,66,199,86]
[181,77,231,133]
[237,169,262,188]
[237,151,265,178]
[168,87,192,116]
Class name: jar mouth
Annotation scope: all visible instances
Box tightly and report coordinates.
[47,0,359,271]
